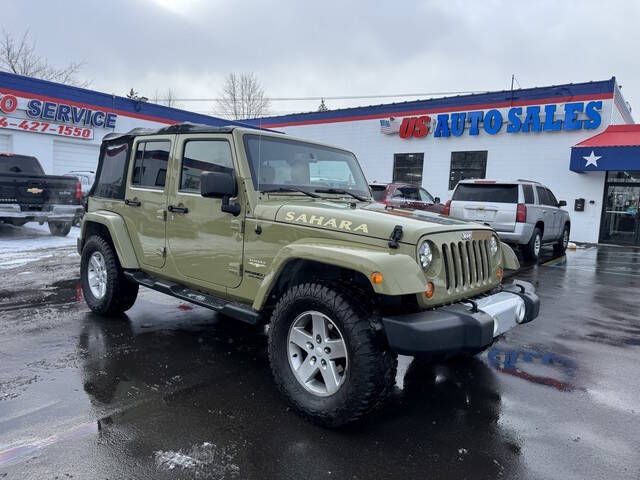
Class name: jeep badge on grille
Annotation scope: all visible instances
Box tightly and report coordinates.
[461,232,472,241]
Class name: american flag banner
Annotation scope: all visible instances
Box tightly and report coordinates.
[380,117,401,135]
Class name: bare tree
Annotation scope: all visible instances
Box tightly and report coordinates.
[153,88,177,108]
[217,72,270,120]
[0,29,89,87]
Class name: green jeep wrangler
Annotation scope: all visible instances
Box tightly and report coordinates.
[78,123,539,427]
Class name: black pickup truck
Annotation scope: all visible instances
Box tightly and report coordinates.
[0,153,83,236]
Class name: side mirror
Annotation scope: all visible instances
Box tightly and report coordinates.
[434,196,441,204]
[201,171,237,198]
[558,200,567,207]
[200,171,241,216]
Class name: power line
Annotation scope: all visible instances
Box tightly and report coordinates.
[153,89,487,103]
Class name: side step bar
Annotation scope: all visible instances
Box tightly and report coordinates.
[124,271,261,325]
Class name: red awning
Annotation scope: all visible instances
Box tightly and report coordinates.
[575,124,640,147]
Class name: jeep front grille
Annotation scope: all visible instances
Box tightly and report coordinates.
[442,240,491,291]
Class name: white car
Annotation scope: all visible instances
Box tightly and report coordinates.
[444,179,571,260]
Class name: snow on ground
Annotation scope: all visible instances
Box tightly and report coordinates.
[0,223,80,270]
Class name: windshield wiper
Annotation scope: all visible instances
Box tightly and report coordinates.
[261,187,320,198]
[314,188,369,202]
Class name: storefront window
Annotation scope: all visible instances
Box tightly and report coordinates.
[449,151,487,190]
[392,153,423,185]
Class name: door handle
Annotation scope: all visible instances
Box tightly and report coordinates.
[168,204,189,214]
[125,198,141,207]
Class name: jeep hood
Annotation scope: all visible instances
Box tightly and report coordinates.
[257,199,492,245]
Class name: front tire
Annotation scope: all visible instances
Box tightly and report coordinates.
[48,221,72,236]
[268,283,397,427]
[80,235,138,316]
[522,227,542,261]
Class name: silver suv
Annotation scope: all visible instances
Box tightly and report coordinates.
[445,180,570,260]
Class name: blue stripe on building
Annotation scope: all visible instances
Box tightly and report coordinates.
[244,78,619,126]
[0,71,247,128]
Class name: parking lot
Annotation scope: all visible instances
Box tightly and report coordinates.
[0,224,639,479]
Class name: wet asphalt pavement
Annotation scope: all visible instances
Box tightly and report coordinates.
[0,241,639,479]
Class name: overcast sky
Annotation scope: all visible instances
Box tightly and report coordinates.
[2,0,639,118]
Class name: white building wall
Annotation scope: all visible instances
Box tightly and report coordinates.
[280,99,617,243]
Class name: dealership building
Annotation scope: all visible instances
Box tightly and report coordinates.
[247,78,639,246]
[1,72,638,246]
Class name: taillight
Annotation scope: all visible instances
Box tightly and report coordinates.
[442,200,451,216]
[516,203,527,222]
[75,181,83,201]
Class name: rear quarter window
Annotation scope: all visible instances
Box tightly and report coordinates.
[93,142,130,199]
[522,184,535,204]
[452,184,519,203]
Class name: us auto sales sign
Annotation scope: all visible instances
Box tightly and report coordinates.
[379,101,603,139]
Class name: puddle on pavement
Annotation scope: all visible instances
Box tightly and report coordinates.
[0,421,98,467]
[0,278,82,312]
[487,346,577,391]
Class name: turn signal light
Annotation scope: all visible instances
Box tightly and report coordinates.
[516,203,527,223]
[442,200,451,216]
[370,272,384,285]
[425,281,435,298]
[496,266,504,281]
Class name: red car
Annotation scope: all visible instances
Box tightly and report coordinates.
[369,182,445,214]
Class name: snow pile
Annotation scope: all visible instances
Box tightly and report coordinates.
[0,223,79,270]
[154,442,240,479]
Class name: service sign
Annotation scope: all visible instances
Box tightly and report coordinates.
[0,93,118,140]
[380,101,603,140]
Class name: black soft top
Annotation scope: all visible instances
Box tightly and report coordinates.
[102,122,279,143]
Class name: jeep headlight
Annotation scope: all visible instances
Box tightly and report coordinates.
[489,236,499,256]
[418,241,433,271]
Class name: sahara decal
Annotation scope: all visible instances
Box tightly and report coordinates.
[284,211,369,233]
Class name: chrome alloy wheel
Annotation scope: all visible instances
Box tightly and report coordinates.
[563,228,569,249]
[87,251,107,299]
[534,234,541,257]
[287,311,349,397]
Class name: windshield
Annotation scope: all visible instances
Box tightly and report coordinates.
[243,134,370,198]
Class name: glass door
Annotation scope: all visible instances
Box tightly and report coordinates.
[600,171,640,246]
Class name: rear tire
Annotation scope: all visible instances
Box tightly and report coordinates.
[268,282,397,427]
[48,221,72,236]
[81,235,138,316]
[554,224,570,255]
[522,227,542,261]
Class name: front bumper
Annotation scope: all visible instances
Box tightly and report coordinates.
[381,280,539,356]
[0,203,82,222]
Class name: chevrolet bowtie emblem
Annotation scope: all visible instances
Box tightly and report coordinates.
[27,187,43,194]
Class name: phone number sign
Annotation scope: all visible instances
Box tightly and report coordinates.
[0,115,94,140]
